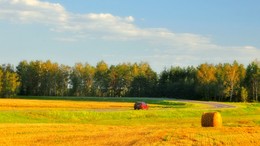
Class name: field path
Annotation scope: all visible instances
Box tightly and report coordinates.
[174,99,236,109]
[150,98,236,109]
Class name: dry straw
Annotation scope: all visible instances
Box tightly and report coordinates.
[201,112,222,127]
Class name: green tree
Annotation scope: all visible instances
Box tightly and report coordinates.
[70,63,83,96]
[56,64,70,96]
[245,61,260,102]
[82,63,95,96]
[215,64,225,101]
[16,60,29,95]
[108,63,133,97]
[28,61,42,95]
[158,69,169,97]
[197,63,217,100]
[158,66,196,99]
[0,64,20,98]
[70,63,95,96]
[94,61,109,97]
[130,75,150,97]
[129,62,158,97]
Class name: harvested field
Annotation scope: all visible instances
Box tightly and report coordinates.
[0,97,259,145]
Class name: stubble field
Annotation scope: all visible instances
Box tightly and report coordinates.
[0,97,259,146]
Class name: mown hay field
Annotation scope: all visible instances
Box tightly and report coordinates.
[0,97,260,146]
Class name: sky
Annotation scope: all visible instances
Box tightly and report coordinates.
[0,0,259,72]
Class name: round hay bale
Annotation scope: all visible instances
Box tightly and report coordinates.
[201,112,222,127]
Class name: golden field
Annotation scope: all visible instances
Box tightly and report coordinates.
[1,124,260,146]
[0,98,259,146]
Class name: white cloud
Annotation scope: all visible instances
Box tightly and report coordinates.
[0,0,259,70]
[0,0,67,24]
[0,0,218,43]
[125,16,134,22]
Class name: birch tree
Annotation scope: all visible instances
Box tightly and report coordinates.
[197,63,216,100]
[245,61,260,102]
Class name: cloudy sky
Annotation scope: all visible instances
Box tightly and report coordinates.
[0,0,259,72]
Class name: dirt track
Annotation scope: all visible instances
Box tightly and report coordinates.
[173,99,236,109]
[138,97,236,109]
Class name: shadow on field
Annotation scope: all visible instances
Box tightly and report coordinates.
[14,96,187,108]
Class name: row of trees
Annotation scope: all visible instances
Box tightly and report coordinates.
[16,60,157,97]
[0,60,259,102]
[158,60,259,102]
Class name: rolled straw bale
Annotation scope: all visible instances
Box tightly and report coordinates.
[201,112,222,127]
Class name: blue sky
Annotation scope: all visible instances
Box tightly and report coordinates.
[0,0,259,72]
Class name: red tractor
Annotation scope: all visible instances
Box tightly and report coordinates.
[134,102,148,110]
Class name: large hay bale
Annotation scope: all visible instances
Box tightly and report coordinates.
[201,112,222,127]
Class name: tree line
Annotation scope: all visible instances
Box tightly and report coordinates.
[0,60,259,102]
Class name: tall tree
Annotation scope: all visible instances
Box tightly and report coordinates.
[0,64,20,98]
[222,61,245,101]
[197,63,217,100]
[108,63,132,97]
[39,60,58,96]
[56,64,70,96]
[16,60,29,95]
[245,61,260,102]
[158,69,169,97]
[28,61,42,95]
[158,66,196,99]
[70,63,95,96]
[94,61,109,96]
[129,62,158,97]
[130,75,151,97]
[215,64,225,101]
[82,63,95,96]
